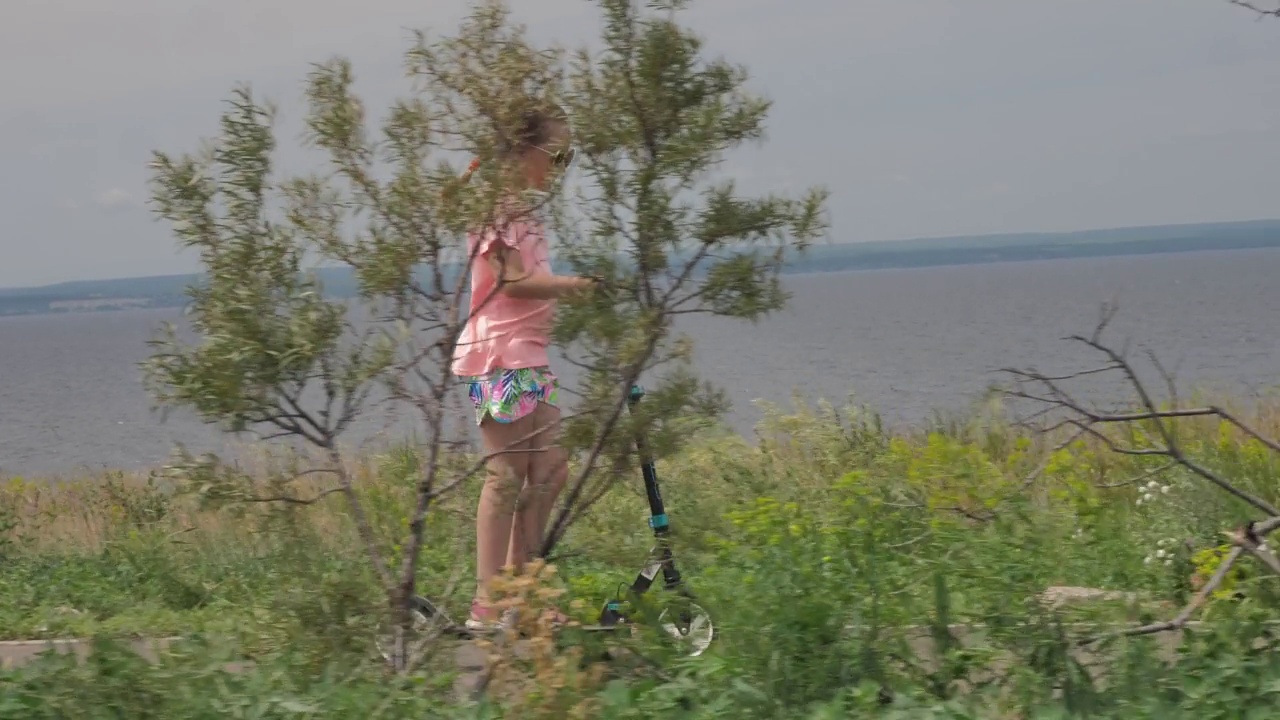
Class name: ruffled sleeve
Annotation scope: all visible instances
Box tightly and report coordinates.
[476,218,532,259]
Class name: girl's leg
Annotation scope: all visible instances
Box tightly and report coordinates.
[475,413,534,613]
[507,400,569,567]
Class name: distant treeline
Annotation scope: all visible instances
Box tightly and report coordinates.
[784,219,1280,273]
[4,219,1280,317]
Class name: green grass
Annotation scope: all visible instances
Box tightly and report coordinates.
[4,396,1280,718]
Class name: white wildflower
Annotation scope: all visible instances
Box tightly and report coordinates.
[1144,555,1153,565]
[1161,485,1171,494]
[1156,549,1166,559]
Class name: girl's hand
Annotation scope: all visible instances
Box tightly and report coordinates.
[566,275,603,294]
[561,275,612,300]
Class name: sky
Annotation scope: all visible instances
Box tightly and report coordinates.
[2,0,1278,288]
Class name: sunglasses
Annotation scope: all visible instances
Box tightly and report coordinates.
[537,145,577,169]
[458,145,577,184]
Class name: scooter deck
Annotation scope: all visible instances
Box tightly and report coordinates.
[432,622,631,639]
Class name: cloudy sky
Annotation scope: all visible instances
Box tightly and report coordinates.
[2,0,1277,287]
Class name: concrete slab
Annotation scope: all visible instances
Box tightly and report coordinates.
[0,637,182,670]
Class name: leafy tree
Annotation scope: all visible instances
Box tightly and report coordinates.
[142,0,826,671]
[540,0,829,554]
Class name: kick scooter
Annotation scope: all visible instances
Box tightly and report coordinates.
[375,385,715,661]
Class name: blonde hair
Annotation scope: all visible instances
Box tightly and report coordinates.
[458,102,568,185]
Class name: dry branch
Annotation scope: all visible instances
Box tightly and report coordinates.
[1001,312,1280,517]
[1225,522,1280,576]
[1230,0,1280,18]
[1095,461,1177,489]
[243,486,344,505]
[1080,546,1244,645]
[1005,305,1280,644]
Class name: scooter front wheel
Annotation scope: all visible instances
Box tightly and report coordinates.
[658,601,715,657]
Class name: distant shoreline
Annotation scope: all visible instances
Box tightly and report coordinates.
[4,218,1279,317]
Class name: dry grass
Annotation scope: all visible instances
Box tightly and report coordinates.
[3,442,481,552]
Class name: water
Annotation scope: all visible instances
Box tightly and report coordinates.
[3,248,1280,478]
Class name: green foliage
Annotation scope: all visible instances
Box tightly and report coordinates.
[552,0,829,468]
[0,638,448,720]
[144,88,392,441]
[7,397,1280,716]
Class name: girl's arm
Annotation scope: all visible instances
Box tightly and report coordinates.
[485,242,597,300]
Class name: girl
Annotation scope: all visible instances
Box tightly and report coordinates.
[450,103,600,630]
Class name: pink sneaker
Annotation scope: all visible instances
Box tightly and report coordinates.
[465,599,513,633]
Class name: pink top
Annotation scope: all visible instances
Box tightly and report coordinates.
[451,214,556,378]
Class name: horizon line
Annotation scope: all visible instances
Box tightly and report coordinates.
[6,215,1280,292]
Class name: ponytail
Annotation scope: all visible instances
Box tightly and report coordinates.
[460,157,481,184]
[443,157,482,201]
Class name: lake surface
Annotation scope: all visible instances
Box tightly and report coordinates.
[3,248,1279,478]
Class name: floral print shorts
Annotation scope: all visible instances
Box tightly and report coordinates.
[464,366,560,425]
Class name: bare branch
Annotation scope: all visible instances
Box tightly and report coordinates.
[1230,0,1280,18]
[425,411,596,502]
[1002,313,1280,517]
[325,447,393,589]
[1225,523,1280,576]
[1022,363,1123,384]
[1208,406,1280,455]
[1080,546,1244,645]
[1015,426,1090,492]
[1097,461,1177,489]
[1009,402,1280,453]
[241,486,344,505]
[540,366,652,559]
[1006,306,1280,648]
